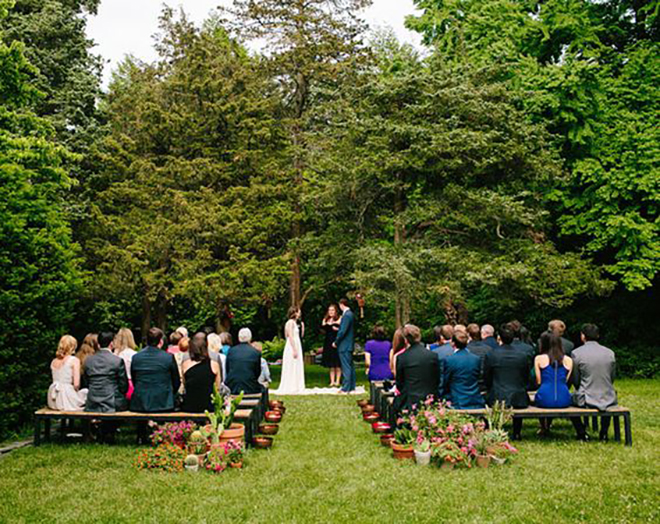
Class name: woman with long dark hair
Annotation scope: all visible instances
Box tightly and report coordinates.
[321,303,341,387]
[534,332,573,434]
[180,334,221,413]
[389,328,407,377]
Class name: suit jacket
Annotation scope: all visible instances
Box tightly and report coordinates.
[84,349,128,413]
[483,336,499,350]
[512,339,536,358]
[443,348,485,409]
[571,341,617,410]
[431,343,454,393]
[225,343,262,395]
[483,344,531,408]
[130,346,180,412]
[394,343,439,412]
[537,334,575,357]
[466,341,492,391]
[335,309,355,353]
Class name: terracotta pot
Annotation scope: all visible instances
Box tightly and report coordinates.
[253,436,273,449]
[269,400,284,410]
[391,441,414,460]
[361,404,375,415]
[259,423,279,435]
[265,411,282,423]
[229,461,243,469]
[273,406,286,415]
[380,434,395,447]
[219,423,245,445]
[357,399,369,407]
[475,455,491,468]
[363,413,380,423]
[372,422,391,434]
[441,461,455,470]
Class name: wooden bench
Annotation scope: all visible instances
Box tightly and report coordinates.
[34,408,258,447]
[370,383,632,446]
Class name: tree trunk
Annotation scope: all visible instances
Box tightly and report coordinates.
[141,289,152,344]
[393,183,409,327]
[155,290,167,332]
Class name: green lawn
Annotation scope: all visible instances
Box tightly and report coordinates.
[0,366,658,523]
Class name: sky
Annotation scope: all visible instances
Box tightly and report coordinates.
[86,0,422,87]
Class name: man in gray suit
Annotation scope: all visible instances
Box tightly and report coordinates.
[570,323,617,441]
[84,331,128,443]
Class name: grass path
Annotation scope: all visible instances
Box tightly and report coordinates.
[0,369,658,523]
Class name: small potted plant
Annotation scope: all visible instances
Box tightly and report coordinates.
[184,454,199,472]
[414,439,432,466]
[188,430,209,459]
[433,441,463,470]
[391,427,415,460]
[225,441,245,469]
[204,447,227,474]
[205,385,245,445]
[474,433,491,468]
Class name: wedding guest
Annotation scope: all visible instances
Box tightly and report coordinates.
[570,324,617,441]
[543,319,575,356]
[466,323,491,359]
[207,333,226,378]
[481,324,499,350]
[390,328,406,377]
[48,335,87,411]
[114,327,137,399]
[321,304,342,387]
[253,341,272,389]
[220,332,233,356]
[75,333,99,371]
[430,325,454,359]
[167,331,183,355]
[394,324,439,413]
[442,330,485,409]
[534,332,573,435]
[335,298,356,393]
[428,326,444,351]
[225,328,262,395]
[175,326,188,338]
[85,331,128,413]
[180,335,221,413]
[364,325,393,382]
[483,324,532,440]
[509,320,536,358]
[130,327,180,413]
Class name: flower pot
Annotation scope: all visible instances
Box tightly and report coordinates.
[185,464,199,472]
[273,406,286,415]
[361,404,375,415]
[259,423,279,435]
[253,436,273,449]
[414,450,431,466]
[363,412,380,423]
[357,399,369,408]
[476,455,491,468]
[391,441,414,460]
[265,411,282,423]
[229,461,243,469]
[269,400,284,410]
[491,455,506,466]
[441,461,455,470]
[380,434,394,447]
[371,422,391,434]
[219,423,245,445]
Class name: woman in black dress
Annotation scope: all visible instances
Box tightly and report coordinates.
[321,304,342,387]
[180,334,221,413]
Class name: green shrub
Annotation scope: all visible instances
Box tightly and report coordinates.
[262,337,286,361]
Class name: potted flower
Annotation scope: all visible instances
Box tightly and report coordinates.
[187,430,208,461]
[184,454,199,472]
[224,440,245,469]
[414,438,432,466]
[432,441,464,469]
[204,385,244,446]
[474,433,491,468]
[135,443,186,473]
[204,446,227,474]
[391,427,415,460]
[149,421,197,449]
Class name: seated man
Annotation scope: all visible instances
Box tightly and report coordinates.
[545,319,575,356]
[84,331,128,443]
[483,324,532,439]
[480,324,499,350]
[394,324,439,413]
[130,327,180,413]
[443,331,485,409]
[570,323,617,441]
[225,328,263,395]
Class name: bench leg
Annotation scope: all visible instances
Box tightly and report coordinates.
[613,416,621,442]
[44,419,52,443]
[591,415,599,432]
[34,418,41,447]
[624,413,632,447]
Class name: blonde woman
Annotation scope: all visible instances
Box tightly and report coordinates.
[48,335,88,411]
[114,327,137,399]
[207,333,226,382]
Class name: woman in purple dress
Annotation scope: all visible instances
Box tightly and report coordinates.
[364,326,394,382]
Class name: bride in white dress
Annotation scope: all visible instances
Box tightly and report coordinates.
[273,307,306,395]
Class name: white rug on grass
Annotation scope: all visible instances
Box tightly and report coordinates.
[271,386,366,396]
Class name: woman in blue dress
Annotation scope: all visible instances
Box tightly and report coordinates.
[534,332,573,435]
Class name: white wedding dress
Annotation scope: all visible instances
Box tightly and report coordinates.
[273,319,306,395]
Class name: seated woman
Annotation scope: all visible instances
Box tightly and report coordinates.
[365,325,393,382]
[48,335,88,411]
[75,333,98,372]
[114,327,137,400]
[535,332,573,434]
[219,332,233,356]
[207,332,226,382]
[180,336,221,413]
[389,328,406,378]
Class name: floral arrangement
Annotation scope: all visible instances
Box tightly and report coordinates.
[397,398,518,468]
[223,440,245,465]
[204,446,228,474]
[136,443,187,472]
[150,421,197,448]
[203,384,244,444]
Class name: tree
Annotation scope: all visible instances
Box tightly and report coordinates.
[222,0,373,307]
[0,0,81,438]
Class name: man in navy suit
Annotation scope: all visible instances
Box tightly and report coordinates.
[394,324,439,413]
[442,331,485,409]
[130,327,180,413]
[334,298,356,393]
[225,328,263,395]
[430,324,454,394]
[480,324,499,350]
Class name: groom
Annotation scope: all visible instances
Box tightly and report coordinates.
[334,298,356,393]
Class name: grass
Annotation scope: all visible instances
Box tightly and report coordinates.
[0,366,658,523]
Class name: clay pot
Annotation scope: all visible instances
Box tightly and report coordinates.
[273,405,286,415]
[253,436,273,449]
[357,399,369,408]
[476,455,491,468]
[441,461,455,470]
[219,423,245,445]
[391,441,414,460]
[380,434,395,447]
[265,411,282,423]
[269,400,284,410]
[363,412,380,423]
[229,461,243,469]
[259,423,279,435]
[361,404,375,415]
[371,422,391,434]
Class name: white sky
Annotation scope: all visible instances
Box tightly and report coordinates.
[86,0,422,87]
